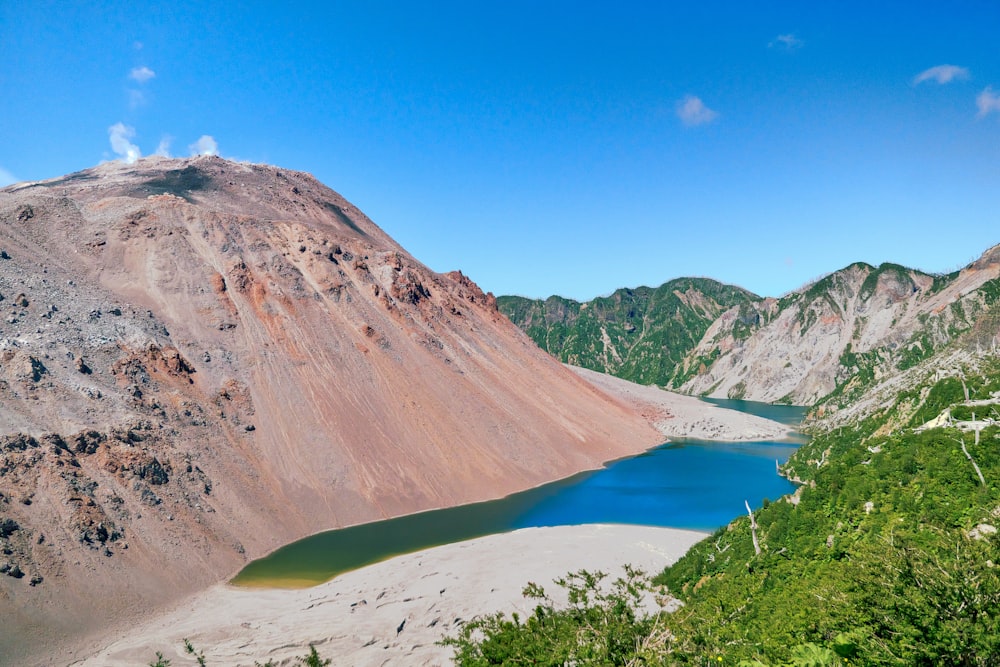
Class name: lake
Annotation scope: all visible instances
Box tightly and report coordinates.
[232,399,807,587]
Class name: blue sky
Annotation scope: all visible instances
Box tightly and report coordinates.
[2,1,998,300]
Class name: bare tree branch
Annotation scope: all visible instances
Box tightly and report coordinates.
[745,500,761,555]
[953,432,986,487]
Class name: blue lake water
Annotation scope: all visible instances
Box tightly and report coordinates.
[232,399,806,586]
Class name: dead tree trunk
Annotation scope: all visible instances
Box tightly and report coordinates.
[745,500,761,555]
[957,426,986,488]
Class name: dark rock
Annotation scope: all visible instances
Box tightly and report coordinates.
[72,430,105,454]
[26,356,47,382]
[2,434,39,452]
[137,457,169,485]
[0,518,19,538]
[138,485,162,506]
[75,357,92,374]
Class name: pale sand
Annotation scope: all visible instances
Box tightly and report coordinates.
[71,370,785,666]
[568,365,793,441]
[72,524,706,667]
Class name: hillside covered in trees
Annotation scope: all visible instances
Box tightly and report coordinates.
[447,345,1000,665]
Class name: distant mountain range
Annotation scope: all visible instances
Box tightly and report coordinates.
[500,246,1000,406]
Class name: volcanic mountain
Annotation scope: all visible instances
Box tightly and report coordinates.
[0,156,663,662]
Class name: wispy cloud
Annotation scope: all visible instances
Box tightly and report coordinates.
[189,135,219,156]
[913,64,969,85]
[0,166,19,187]
[129,66,156,83]
[108,122,141,163]
[127,66,155,108]
[676,95,718,127]
[128,89,148,109]
[769,33,803,51]
[154,136,173,157]
[977,87,1000,118]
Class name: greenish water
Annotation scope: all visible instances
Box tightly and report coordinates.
[232,399,806,587]
[701,397,809,424]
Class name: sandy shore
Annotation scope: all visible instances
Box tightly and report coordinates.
[68,371,786,666]
[71,524,706,667]
[569,365,792,441]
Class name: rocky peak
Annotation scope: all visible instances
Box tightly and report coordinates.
[971,243,1000,271]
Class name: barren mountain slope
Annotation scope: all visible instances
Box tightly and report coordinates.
[678,252,1000,404]
[0,156,661,663]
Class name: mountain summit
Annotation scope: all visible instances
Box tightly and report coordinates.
[0,157,660,661]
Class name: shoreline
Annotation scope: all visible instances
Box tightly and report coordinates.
[228,369,794,587]
[67,370,790,665]
[72,524,708,667]
[567,365,796,442]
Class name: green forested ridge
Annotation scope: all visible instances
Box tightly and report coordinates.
[501,259,992,407]
[447,357,1000,665]
[497,278,759,387]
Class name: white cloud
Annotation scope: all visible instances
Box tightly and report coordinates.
[108,122,141,163]
[676,95,718,127]
[128,89,147,109]
[0,166,19,187]
[913,64,969,85]
[154,136,173,157]
[769,33,803,51]
[129,66,156,83]
[189,135,219,156]
[977,87,1000,118]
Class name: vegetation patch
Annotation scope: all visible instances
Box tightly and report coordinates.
[498,278,758,388]
[447,359,1000,665]
[140,166,214,201]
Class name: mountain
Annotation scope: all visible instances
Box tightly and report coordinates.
[456,266,1000,665]
[0,157,662,662]
[677,252,1000,405]
[501,250,1000,408]
[497,278,759,387]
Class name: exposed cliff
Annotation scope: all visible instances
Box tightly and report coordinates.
[679,251,1000,405]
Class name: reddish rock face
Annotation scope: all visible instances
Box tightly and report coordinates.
[0,156,659,661]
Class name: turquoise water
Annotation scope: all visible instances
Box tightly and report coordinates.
[233,400,806,586]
